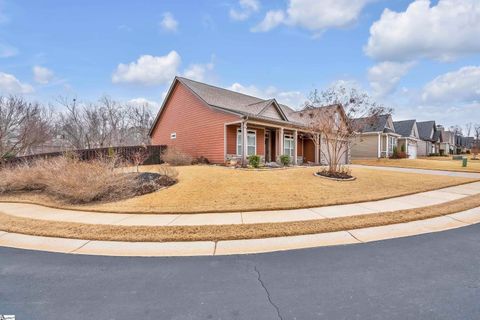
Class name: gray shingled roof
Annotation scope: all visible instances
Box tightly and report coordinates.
[353,114,390,133]
[417,121,436,141]
[393,120,416,137]
[177,77,305,124]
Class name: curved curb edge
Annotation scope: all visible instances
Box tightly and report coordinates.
[1,208,479,257]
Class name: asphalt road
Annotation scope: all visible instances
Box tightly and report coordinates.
[1,224,480,320]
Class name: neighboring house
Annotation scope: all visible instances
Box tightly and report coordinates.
[416,121,439,156]
[393,120,420,159]
[466,137,475,151]
[350,114,401,159]
[436,125,455,155]
[454,135,475,154]
[149,77,350,165]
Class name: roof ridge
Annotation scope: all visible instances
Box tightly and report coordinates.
[247,98,274,106]
[177,76,267,102]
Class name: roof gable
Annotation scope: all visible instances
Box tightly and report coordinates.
[393,120,418,138]
[354,114,391,133]
[417,121,436,141]
[257,99,288,121]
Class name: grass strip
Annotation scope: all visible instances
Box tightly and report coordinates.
[1,194,480,242]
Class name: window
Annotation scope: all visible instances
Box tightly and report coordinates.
[284,134,295,157]
[170,132,176,139]
[388,136,396,153]
[237,129,256,156]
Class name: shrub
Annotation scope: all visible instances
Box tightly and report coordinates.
[192,156,210,165]
[162,147,193,166]
[0,157,178,204]
[280,154,291,166]
[400,144,406,153]
[248,155,261,168]
[391,146,399,159]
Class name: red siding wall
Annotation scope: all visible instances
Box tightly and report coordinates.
[226,124,265,156]
[150,82,239,164]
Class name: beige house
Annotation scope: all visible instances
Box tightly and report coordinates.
[351,114,401,159]
[417,121,439,156]
[393,120,420,159]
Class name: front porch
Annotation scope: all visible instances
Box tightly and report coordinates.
[224,121,320,166]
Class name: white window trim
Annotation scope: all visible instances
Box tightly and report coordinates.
[284,134,295,157]
[388,136,396,153]
[237,128,257,156]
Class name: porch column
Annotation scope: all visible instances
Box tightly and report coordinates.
[405,139,408,155]
[279,127,284,159]
[315,133,320,164]
[386,134,389,157]
[293,129,298,165]
[377,133,381,158]
[242,121,248,166]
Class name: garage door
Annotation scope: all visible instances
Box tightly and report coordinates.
[408,143,417,159]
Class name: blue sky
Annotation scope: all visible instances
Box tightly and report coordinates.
[0,0,479,128]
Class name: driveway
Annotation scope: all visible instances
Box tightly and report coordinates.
[1,224,480,319]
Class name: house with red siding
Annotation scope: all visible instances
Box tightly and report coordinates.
[149,77,350,165]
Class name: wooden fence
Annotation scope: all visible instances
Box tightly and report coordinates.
[3,145,167,166]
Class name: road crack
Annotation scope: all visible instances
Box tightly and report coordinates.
[254,266,283,320]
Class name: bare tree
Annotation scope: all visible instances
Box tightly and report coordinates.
[299,85,390,174]
[465,122,473,137]
[450,125,463,136]
[473,124,480,160]
[57,96,154,149]
[0,96,51,162]
[125,101,154,145]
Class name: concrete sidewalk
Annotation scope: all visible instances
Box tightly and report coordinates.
[350,164,480,179]
[0,207,479,256]
[1,181,480,226]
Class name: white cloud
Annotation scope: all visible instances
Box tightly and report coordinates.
[230,0,260,21]
[183,62,214,82]
[368,61,414,97]
[421,66,480,103]
[128,97,161,110]
[33,65,54,84]
[159,12,178,32]
[228,82,306,109]
[365,0,480,62]
[0,43,17,58]
[253,0,370,33]
[112,51,181,85]
[394,103,480,127]
[0,72,34,94]
[251,10,285,32]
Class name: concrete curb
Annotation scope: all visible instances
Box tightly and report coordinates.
[1,207,479,256]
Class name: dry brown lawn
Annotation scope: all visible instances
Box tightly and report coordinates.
[1,193,479,242]
[0,165,477,214]
[353,158,480,173]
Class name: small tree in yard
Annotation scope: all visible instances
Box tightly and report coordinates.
[472,124,480,160]
[299,85,390,176]
[131,145,150,172]
[0,96,51,164]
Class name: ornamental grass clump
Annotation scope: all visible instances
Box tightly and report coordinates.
[0,156,177,204]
